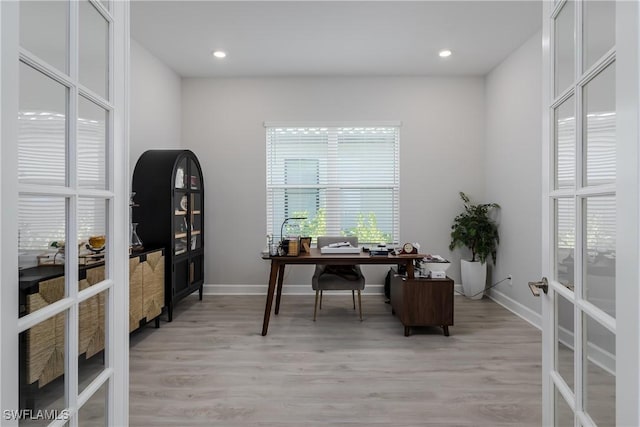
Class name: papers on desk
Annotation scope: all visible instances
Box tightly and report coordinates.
[421,254,451,278]
[424,254,447,262]
[422,254,450,268]
[320,244,361,254]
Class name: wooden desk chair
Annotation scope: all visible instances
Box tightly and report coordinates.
[312,236,365,321]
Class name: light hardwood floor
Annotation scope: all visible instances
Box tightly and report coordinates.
[129,295,542,426]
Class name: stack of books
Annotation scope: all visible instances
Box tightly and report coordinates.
[369,246,390,256]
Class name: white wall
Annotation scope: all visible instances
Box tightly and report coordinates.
[485,30,543,318]
[130,40,182,178]
[181,77,486,291]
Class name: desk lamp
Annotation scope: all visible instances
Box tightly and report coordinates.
[280,216,307,243]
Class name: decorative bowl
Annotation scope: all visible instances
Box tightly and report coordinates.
[88,235,106,250]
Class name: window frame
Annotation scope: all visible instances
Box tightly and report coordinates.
[265,122,400,245]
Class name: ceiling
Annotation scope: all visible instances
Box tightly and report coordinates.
[130,1,542,78]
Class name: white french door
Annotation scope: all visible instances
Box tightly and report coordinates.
[1,1,130,426]
[541,1,639,426]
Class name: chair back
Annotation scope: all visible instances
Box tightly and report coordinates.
[312,236,365,320]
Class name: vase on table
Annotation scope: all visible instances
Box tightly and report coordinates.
[130,222,144,253]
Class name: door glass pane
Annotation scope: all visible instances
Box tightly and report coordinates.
[583,1,615,71]
[79,197,108,273]
[79,0,108,99]
[97,0,110,12]
[19,62,67,187]
[556,292,574,391]
[555,96,575,189]
[78,96,107,190]
[19,313,69,426]
[19,196,67,314]
[583,315,615,427]
[19,1,68,74]
[78,288,106,395]
[554,0,575,96]
[78,380,107,426]
[554,385,574,426]
[584,196,616,317]
[583,62,616,187]
[555,198,575,289]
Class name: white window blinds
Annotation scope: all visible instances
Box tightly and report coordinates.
[266,125,400,244]
[18,111,107,252]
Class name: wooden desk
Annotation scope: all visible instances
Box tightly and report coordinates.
[261,248,424,335]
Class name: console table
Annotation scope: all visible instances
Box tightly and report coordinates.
[19,248,164,396]
[261,249,424,335]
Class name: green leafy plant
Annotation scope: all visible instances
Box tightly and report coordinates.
[449,192,500,264]
[292,209,327,238]
[285,209,390,243]
[344,213,391,243]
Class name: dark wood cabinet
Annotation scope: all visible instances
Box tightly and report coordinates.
[132,150,205,321]
[389,268,454,337]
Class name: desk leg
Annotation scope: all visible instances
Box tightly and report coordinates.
[406,260,415,279]
[274,264,286,315]
[262,261,280,336]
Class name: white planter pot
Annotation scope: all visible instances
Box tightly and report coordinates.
[461,259,487,300]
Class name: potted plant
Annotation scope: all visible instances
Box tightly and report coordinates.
[449,192,500,299]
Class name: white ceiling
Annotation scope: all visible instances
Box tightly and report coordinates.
[130,1,542,78]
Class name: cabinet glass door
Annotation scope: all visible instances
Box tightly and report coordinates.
[175,158,187,190]
[174,199,188,256]
[189,158,200,190]
[190,193,202,250]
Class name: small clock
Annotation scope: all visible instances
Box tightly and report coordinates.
[401,242,417,254]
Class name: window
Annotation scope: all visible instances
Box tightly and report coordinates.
[266,124,400,244]
[284,159,319,219]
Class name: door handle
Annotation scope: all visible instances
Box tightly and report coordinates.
[528,277,548,296]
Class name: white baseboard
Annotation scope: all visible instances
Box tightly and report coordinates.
[204,283,466,296]
[557,326,615,376]
[486,288,542,330]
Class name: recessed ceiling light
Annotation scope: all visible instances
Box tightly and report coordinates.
[439,49,452,58]
[212,50,227,59]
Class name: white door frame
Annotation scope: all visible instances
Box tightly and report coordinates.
[0,0,21,418]
[0,1,130,425]
[110,0,131,423]
[615,1,640,425]
[541,1,640,426]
